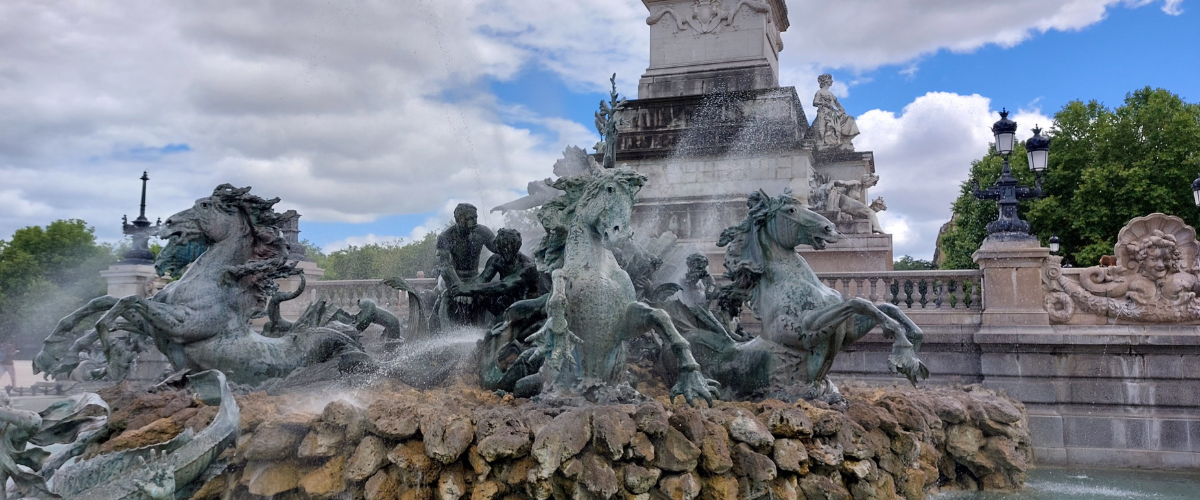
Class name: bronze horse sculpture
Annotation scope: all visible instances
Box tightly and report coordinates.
[35,185,364,386]
[719,190,928,401]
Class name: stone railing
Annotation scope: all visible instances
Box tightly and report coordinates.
[818,270,983,310]
[304,278,437,313]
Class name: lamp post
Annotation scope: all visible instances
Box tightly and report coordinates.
[121,171,161,264]
[1049,235,1060,253]
[974,109,1050,239]
[1191,173,1200,208]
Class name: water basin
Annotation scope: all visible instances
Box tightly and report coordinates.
[933,467,1200,500]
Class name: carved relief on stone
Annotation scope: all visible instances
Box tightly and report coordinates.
[646,0,771,35]
[808,172,886,234]
[1044,213,1200,323]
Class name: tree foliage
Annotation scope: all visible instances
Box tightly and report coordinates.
[939,87,1200,269]
[319,232,441,280]
[894,255,936,271]
[0,220,118,353]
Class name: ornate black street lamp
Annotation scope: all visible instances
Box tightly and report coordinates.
[974,110,1050,239]
[1049,235,1061,253]
[1191,172,1200,208]
[121,171,162,264]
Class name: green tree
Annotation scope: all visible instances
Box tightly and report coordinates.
[894,255,936,271]
[0,220,118,354]
[321,232,441,280]
[939,87,1200,268]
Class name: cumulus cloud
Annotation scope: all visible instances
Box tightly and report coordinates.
[858,93,1051,259]
[0,0,1178,251]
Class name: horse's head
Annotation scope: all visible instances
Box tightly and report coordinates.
[565,166,647,250]
[157,184,287,277]
[760,190,840,250]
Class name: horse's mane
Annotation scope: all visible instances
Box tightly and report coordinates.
[208,184,299,301]
[716,189,803,312]
[534,166,647,272]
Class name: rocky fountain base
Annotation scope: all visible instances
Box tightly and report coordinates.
[92,380,1031,500]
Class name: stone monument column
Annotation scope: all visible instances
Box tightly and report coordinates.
[275,210,325,322]
[972,237,1053,334]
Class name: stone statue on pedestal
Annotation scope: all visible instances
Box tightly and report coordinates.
[810,173,887,234]
[810,73,860,151]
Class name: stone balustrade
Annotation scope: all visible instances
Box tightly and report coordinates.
[818,270,982,310]
[304,278,437,314]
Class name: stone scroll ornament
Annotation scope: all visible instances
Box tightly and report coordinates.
[34,185,368,388]
[1044,213,1200,323]
[646,0,771,34]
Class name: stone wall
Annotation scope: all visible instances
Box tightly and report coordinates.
[151,384,1030,500]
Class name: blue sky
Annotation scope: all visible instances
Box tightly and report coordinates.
[1,0,1195,260]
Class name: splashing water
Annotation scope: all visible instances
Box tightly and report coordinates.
[375,326,486,389]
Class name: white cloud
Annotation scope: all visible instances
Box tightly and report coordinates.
[857,93,1052,260]
[0,0,1178,251]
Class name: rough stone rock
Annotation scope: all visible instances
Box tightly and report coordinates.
[368,398,421,440]
[299,422,346,458]
[652,427,700,472]
[184,405,219,433]
[96,417,182,455]
[346,435,390,482]
[530,409,592,479]
[945,425,984,461]
[475,408,533,462]
[579,451,620,499]
[438,464,469,500]
[522,409,554,436]
[299,455,348,499]
[889,431,920,466]
[980,436,1028,490]
[765,407,814,438]
[731,443,776,482]
[365,467,401,500]
[423,411,475,464]
[699,475,739,500]
[669,406,707,442]
[623,464,661,494]
[402,485,435,500]
[699,420,733,474]
[629,432,655,462]
[235,391,282,433]
[634,401,670,436]
[771,476,798,500]
[839,458,873,481]
[113,389,194,432]
[726,411,774,448]
[593,406,637,461]
[471,480,508,500]
[497,456,537,486]
[468,445,492,480]
[806,440,844,467]
[389,440,443,485]
[895,468,925,500]
[658,472,701,500]
[799,474,851,500]
[970,391,1022,424]
[737,475,770,500]
[876,397,931,434]
[839,420,875,460]
[928,395,968,425]
[806,407,843,437]
[246,461,303,497]
[188,474,226,500]
[325,399,368,444]
[772,438,808,473]
[245,413,319,460]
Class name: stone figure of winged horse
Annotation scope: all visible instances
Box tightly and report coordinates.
[35,185,364,386]
[718,189,928,402]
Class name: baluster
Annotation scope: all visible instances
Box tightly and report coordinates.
[889,279,900,305]
[854,278,866,300]
[934,279,945,309]
[868,277,880,303]
[918,279,929,308]
[968,277,981,309]
[903,279,914,308]
[946,279,959,309]
[841,278,851,297]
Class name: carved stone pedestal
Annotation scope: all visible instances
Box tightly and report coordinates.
[99,264,159,298]
[972,235,1053,334]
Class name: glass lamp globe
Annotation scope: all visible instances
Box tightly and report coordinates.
[1026,126,1051,173]
[992,109,1018,156]
[1049,235,1061,253]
